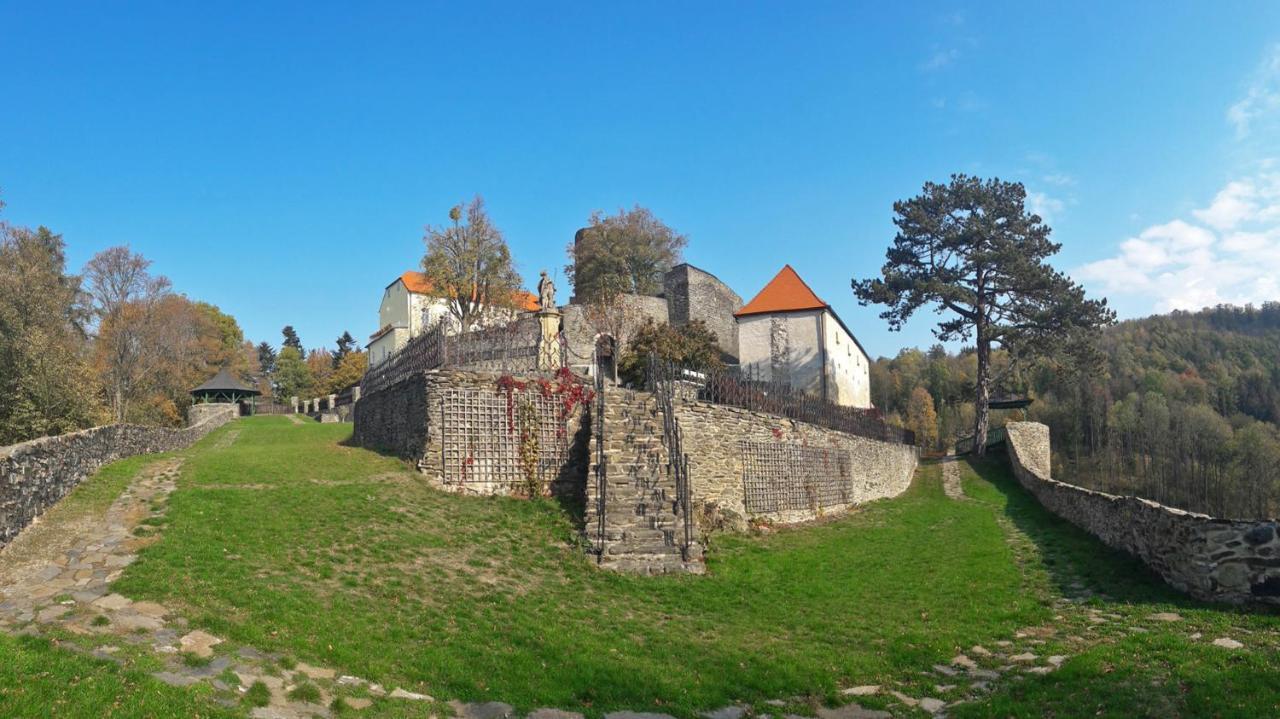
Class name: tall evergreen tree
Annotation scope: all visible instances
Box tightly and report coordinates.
[333,331,356,369]
[281,325,303,356]
[853,175,1113,455]
[256,341,277,376]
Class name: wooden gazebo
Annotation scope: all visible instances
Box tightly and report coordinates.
[190,368,260,413]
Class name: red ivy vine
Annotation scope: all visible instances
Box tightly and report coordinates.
[495,367,595,438]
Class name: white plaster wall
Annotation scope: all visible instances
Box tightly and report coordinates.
[379,282,409,330]
[736,311,823,397]
[821,311,871,408]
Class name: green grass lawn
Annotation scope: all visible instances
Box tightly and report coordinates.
[3,416,1278,718]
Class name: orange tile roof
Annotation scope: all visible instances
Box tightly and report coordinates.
[396,271,436,295]
[394,271,539,311]
[734,265,830,317]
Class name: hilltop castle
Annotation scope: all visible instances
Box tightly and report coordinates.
[368,261,871,408]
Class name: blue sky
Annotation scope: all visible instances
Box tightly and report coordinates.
[4,2,1279,359]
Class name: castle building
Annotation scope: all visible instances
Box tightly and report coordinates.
[734,265,871,408]
[367,258,871,409]
[367,271,538,368]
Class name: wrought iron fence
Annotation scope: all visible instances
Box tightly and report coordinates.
[956,425,1007,455]
[646,359,915,446]
[250,400,295,415]
[647,355,695,560]
[360,321,545,395]
[591,343,608,557]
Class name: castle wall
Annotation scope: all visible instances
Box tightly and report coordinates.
[0,406,237,548]
[352,369,589,501]
[664,264,742,362]
[1004,421,1280,605]
[560,296,669,377]
[675,398,918,527]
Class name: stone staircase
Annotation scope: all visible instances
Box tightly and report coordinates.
[587,385,704,575]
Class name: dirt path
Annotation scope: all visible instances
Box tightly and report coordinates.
[941,458,965,500]
[0,456,436,718]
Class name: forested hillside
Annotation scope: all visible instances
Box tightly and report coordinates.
[873,303,1280,517]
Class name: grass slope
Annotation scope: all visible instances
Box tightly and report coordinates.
[3,416,1277,717]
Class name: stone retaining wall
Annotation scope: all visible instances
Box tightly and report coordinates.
[675,399,919,527]
[352,369,589,500]
[0,405,237,548]
[1004,421,1280,605]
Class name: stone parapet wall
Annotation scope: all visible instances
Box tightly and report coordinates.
[352,369,589,499]
[675,399,919,527]
[1004,421,1280,605]
[188,402,237,426]
[0,405,237,548]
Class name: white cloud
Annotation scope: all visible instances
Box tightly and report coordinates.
[1027,191,1065,224]
[1228,44,1280,138]
[1076,172,1280,313]
[1042,172,1076,187]
[921,47,960,71]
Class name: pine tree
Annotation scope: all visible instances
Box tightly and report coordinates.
[854,175,1113,455]
[281,326,303,356]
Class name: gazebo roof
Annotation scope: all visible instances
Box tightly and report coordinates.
[190,368,259,396]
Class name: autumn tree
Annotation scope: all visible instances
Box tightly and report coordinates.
[0,222,100,443]
[616,318,723,387]
[325,350,368,394]
[84,246,172,422]
[905,386,940,450]
[854,175,1113,455]
[421,196,522,329]
[566,205,687,303]
[306,349,335,394]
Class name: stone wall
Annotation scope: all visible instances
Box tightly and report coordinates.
[352,369,590,500]
[560,296,670,376]
[0,405,237,548]
[1004,421,1280,605]
[188,402,237,426]
[675,398,919,526]
[663,264,742,362]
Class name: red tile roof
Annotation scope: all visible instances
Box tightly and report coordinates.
[394,271,540,312]
[734,265,830,317]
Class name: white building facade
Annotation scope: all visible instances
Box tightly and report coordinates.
[735,265,871,408]
[367,271,539,368]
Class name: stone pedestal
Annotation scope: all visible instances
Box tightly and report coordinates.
[327,393,337,410]
[351,386,361,403]
[290,396,299,413]
[536,309,563,371]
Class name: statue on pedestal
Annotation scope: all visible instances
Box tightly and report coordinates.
[537,271,556,312]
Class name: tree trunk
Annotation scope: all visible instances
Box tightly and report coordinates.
[974,334,991,457]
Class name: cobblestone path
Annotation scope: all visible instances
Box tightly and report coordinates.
[941,458,965,500]
[0,457,439,718]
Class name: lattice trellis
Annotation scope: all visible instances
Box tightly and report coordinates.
[441,388,569,488]
[741,441,854,513]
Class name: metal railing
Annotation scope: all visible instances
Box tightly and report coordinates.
[645,359,915,446]
[956,425,1007,455]
[360,321,544,395]
[592,345,608,557]
[647,355,695,560]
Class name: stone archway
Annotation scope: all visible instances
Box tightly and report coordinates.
[594,334,617,384]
